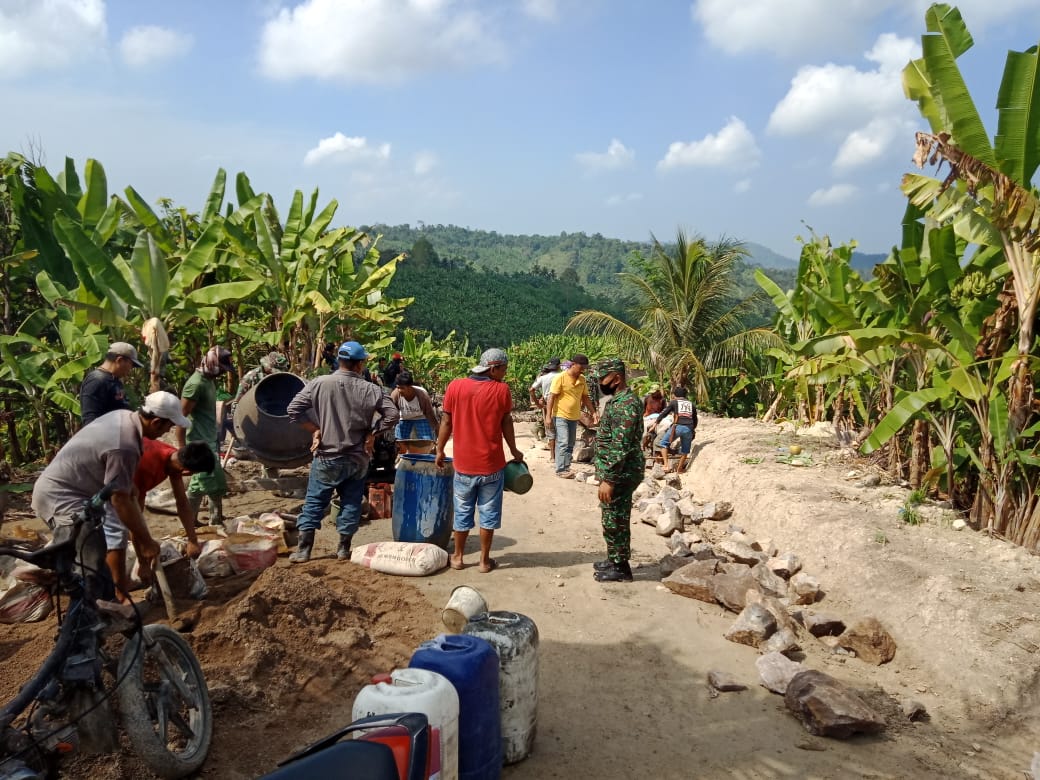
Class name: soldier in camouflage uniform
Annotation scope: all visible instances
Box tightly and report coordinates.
[590,357,645,583]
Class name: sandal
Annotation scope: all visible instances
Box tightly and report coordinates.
[556,471,575,479]
[479,559,498,573]
[449,559,466,571]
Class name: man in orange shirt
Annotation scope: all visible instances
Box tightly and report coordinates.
[435,348,524,573]
[105,440,214,602]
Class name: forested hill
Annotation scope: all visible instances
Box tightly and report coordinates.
[381,244,627,350]
[367,223,805,300]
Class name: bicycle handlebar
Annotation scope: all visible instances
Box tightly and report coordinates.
[0,481,119,563]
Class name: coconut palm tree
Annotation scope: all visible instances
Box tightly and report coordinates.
[565,230,779,402]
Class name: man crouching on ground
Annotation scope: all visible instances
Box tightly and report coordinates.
[435,348,524,573]
[590,358,645,583]
[286,341,399,563]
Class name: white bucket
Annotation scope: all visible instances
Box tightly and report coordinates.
[441,585,489,633]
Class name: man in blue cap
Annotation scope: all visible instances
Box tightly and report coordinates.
[287,340,399,562]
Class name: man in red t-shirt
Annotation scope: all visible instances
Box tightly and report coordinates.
[106,439,214,601]
[435,348,523,573]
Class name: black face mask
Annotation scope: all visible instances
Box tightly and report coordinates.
[599,381,617,396]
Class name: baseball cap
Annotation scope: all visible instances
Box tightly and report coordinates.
[471,347,508,374]
[392,352,403,360]
[338,341,370,360]
[141,391,190,428]
[109,341,143,367]
[396,370,414,386]
[591,357,625,381]
[547,357,561,369]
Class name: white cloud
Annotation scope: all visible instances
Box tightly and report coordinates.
[605,192,643,207]
[833,117,917,170]
[120,26,193,68]
[259,0,506,84]
[692,0,880,57]
[808,184,858,206]
[303,133,391,166]
[414,151,438,176]
[657,117,760,171]
[734,179,751,193]
[521,0,557,21]
[0,0,107,79]
[768,34,918,138]
[576,139,634,172]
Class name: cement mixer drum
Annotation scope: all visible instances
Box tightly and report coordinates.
[233,372,313,468]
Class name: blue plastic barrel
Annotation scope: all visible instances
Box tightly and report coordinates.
[410,634,501,780]
[393,454,454,549]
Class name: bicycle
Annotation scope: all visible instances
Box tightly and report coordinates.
[0,482,212,779]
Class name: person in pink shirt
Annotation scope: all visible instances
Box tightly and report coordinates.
[435,348,524,573]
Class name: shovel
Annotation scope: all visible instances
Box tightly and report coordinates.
[152,560,194,633]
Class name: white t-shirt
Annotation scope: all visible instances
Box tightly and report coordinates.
[396,386,428,420]
[530,370,562,400]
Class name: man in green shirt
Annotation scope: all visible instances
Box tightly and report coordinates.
[177,346,236,525]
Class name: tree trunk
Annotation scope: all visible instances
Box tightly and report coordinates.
[909,419,930,489]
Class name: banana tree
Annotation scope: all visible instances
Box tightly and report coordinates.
[900,4,1040,536]
[222,174,409,370]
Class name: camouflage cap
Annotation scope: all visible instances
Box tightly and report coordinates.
[591,357,625,381]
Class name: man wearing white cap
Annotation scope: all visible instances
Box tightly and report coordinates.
[31,392,190,601]
[79,341,143,426]
[435,348,524,573]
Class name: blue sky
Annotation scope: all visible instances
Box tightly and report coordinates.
[3,0,1038,258]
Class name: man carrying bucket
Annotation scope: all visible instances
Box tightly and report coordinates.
[589,358,645,583]
[286,341,399,563]
[435,348,523,573]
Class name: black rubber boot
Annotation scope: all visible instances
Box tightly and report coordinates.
[290,530,315,563]
[594,561,633,582]
[593,559,613,572]
[336,534,353,561]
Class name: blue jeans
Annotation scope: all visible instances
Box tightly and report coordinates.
[553,417,578,473]
[297,455,368,535]
[659,424,694,454]
[453,470,505,531]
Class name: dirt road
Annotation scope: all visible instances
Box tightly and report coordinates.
[3,414,1039,779]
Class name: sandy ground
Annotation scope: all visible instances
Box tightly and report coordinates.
[3,414,1040,779]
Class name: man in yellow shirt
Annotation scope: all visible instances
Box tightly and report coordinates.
[544,353,598,479]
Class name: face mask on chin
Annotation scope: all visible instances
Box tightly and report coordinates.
[599,381,616,396]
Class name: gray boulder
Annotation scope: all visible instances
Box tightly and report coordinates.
[784,670,886,738]
[724,603,777,648]
[756,652,806,694]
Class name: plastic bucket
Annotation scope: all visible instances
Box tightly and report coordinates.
[410,635,501,780]
[393,454,454,549]
[503,461,533,495]
[463,612,539,764]
[352,667,460,780]
[442,585,489,633]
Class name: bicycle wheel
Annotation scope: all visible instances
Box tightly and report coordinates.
[116,624,212,779]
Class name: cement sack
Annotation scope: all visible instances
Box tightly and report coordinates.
[0,557,52,624]
[224,533,279,574]
[196,539,234,579]
[351,541,448,576]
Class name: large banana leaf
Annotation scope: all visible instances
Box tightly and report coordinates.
[903,4,995,166]
[995,46,1040,185]
[124,232,170,316]
[78,159,108,230]
[200,168,226,224]
[52,212,133,317]
[187,280,265,306]
[862,388,942,454]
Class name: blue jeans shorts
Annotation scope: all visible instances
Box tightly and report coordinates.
[452,469,505,531]
[659,424,694,455]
